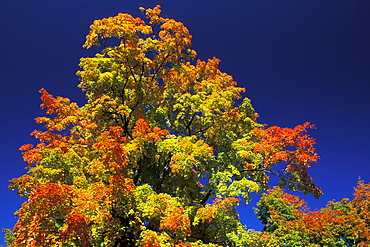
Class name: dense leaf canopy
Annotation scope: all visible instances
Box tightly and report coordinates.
[255,181,370,246]
[8,6,324,246]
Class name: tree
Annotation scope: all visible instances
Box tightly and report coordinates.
[255,181,370,246]
[9,5,321,246]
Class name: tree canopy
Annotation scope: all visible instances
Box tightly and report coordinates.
[255,181,370,246]
[8,5,325,246]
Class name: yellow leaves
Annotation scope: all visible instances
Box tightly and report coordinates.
[83,12,152,48]
[9,175,34,197]
[137,192,173,217]
[194,204,218,224]
[10,5,326,246]
[158,135,214,175]
[135,186,191,238]
[228,178,261,196]
[211,168,261,200]
[139,230,172,247]
[99,71,114,83]
[194,197,240,225]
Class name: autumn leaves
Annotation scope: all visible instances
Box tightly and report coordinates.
[8,5,328,246]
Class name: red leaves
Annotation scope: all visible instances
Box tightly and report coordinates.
[253,122,318,167]
[10,6,330,246]
[39,88,60,115]
[251,122,322,198]
[28,183,74,214]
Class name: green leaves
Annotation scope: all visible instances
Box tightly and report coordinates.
[10,5,324,246]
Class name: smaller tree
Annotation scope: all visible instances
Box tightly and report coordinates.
[255,181,370,246]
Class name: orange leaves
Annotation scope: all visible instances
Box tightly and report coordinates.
[82,4,192,59]
[159,207,191,234]
[18,143,43,167]
[60,213,91,247]
[257,182,370,246]
[28,183,74,213]
[133,118,169,142]
[163,58,244,102]
[159,18,192,51]
[10,6,330,246]
[39,88,61,115]
[142,5,193,54]
[195,197,240,224]
[36,88,83,132]
[31,130,68,149]
[19,143,33,151]
[233,122,321,198]
[94,126,129,173]
[139,230,171,247]
[110,174,135,197]
[252,122,318,166]
[38,88,80,118]
[250,122,322,198]
[140,5,163,25]
[280,190,307,210]
[353,180,370,205]
[11,183,75,246]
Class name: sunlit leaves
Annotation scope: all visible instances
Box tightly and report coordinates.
[83,12,152,49]
[12,183,75,246]
[233,122,322,198]
[256,182,370,246]
[10,5,323,246]
[60,213,91,247]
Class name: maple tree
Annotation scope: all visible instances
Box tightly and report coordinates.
[8,5,322,246]
[255,181,370,246]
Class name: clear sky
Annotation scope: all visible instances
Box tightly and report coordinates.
[1,0,369,245]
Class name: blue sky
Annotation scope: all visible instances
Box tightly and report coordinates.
[1,0,369,244]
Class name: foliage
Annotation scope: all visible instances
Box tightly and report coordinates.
[255,181,370,246]
[9,5,321,246]
[2,229,15,246]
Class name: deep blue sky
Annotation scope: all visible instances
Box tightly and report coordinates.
[1,0,369,244]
